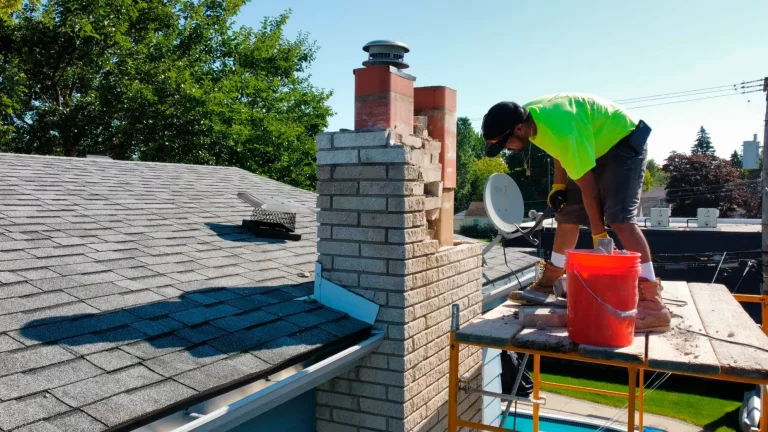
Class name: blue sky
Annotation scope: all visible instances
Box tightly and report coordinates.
[236,0,767,164]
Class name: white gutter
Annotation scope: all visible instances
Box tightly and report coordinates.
[170,330,384,432]
[482,265,537,306]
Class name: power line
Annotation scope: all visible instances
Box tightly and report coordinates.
[616,80,762,103]
[624,90,763,110]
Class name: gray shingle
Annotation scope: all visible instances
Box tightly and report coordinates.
[97,258,145,271]
[86,250,146,261]
[28,276,81,291]
[84,290,165,312]
[135,254,190,265]
[120,335,191,360]
[173,354,270,392]
[202,289,241,302]
[0,345,75,377]
[223,293,276,311]
[195,256,247,268]
[320,317,371,337]
[113,266,158,279]
[183,293,219,305]
[86,242,142,252]
[28,245,98,258]
[0,335,23,353]
[0,393,70,430]
[284,308,346,329]
[208,320,300,354]
[0,291,77,316]
[149,286,184,298]
[251,335,318,365]
[128,297,201,319]
[0,240,59,252]
[0,302,98,334]
[146,261,203,274]
[166,270,206,282]
[61,326,146,356]
[15,310,140,344]
[71,271,125,285]
[0,254,93,272]
[172,275,253,292]
[174,324,227,344]
[85,350,141,372]
[51,365,162,407]
[47,261,108,276]
[129,317,185,338]
[0,250,34,261]
[0,282,41,299]
[210,309,278,333]
[64,282,129,300]
[0,271,25,284]
[143,345,226,377]
[14,268,60,281]
[82,380,196,427]
[193,265,248,279]
[15,410,106,432]
[184,249,231,260]
[0,359,103,400]
[170,303,241,326]
[114,275,177,291]
[261,299,319,318]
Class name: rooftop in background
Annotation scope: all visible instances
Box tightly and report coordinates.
[0,153,540,431]
[465,202,489,218]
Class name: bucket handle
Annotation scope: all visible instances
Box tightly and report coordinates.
[571,267,638,321]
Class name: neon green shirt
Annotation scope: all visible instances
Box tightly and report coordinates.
[523,93,637,180]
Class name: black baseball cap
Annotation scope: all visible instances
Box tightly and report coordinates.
[481,101,529,157]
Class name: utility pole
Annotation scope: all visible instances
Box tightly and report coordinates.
[763,76,768,295]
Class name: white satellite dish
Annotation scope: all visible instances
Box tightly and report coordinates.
[483,173,524,233]
[480,173,553,261]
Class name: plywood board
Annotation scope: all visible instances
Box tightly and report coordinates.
[578,334,646,364]
[646,281,719,375]
[455,302,523,348]
[512,327,576,353]
[689,283,768,379]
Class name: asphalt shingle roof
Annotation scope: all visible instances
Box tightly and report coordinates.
[0,154,371,431]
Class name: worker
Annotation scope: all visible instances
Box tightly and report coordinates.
[481,93,670,332]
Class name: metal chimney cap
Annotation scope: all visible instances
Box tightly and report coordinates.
[362,40,410,53]
[362,40,410,69]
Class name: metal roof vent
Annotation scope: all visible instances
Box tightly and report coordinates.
[363,40,410,69]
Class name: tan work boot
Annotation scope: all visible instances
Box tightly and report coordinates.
[510,261,564,300]
[635,278,671,333]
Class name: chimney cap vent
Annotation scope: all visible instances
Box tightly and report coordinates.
[362,40,410,69]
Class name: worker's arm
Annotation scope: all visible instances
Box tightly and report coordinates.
[553,159,567,184]
[572,171,604,235]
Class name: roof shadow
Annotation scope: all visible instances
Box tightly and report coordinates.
[17,282,368,361]
[204,222,286,244]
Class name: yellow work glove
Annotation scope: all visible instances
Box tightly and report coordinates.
[592,231,609,248]
[547,183,567,213]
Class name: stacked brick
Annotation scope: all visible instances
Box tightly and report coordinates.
[314,129,484,431]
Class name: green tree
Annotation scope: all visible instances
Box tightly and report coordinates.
[470,157,509,201]
[503,144,552,215]
[730,150,742,169]
[645,158,667,187]
[691,126,715,155]
[642,169,652,192]
[455,117,484,213]
[0,1,332,190]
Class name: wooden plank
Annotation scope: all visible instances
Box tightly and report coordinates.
[455,301,523,347]
[578,335,647,364]
[646,281,720,375]
[689,283,768,380]
[512,327,576,353]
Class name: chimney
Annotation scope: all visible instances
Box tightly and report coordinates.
[313,41,484,431]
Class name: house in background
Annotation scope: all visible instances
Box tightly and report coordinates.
[638,186,668,217]
[455,202,492,231]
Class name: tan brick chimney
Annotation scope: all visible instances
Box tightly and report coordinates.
[314,41,484,432]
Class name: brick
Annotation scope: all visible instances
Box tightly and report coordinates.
[360,243,407,260]
[317,240,359,256]
[359,274,405,291]
[317,420,356,432]
[389,287,427,308]
[317,150,359,165]
[317,195,332,209]
[360,398,404,419]
[360,353,388,368]
[349,381,387,399]
[316,133,333,149]
[334,165,388,180]
[359,147,408,164]
[387,228,428,244]
[377,307,406,323]
[421,164,442,183]
[333,226,385,242]
[318,211,359,226]
[349,288,385,305]
[332,409,387,430]
[333,196,387,212]
[388,318,426,340]
[388,257,426,275]
[334,130,391,148]
[388,166,421,180]
[333,257,386,273]
[388,197,424,212]
[359,181,423,196]
[359,367,405,387]
[317,391,358,410]
[317,225,332,239]
[317,181,358,195]
[324,271,359,287]
[424,196,441,211]
[360,213,425,229]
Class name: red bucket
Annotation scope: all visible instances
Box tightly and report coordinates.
[565,250,641,348]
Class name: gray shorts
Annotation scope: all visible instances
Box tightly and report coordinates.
[555,132,648,226]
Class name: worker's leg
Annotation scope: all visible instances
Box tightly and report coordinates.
[599,132,670,332]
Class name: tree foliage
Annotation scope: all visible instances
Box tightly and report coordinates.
[691,126,715,156]
[0,1,332,190]
[661,152,752,217]
[730,150,742,169]
[504,144,552,215]
[455,117,484,213]
[470,157,509,201]
[645,158,666,187]
[642,169,652,192]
